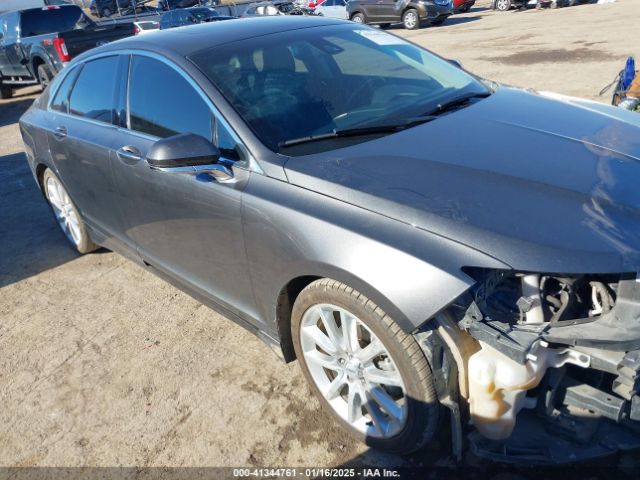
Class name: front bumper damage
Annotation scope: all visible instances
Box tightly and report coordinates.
[418,271,640,464]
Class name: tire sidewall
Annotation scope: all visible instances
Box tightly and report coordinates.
[351,12,365,23]
[37,65,53,90]
[291,281,439,453]
[495,0,511,10]
[42,168,96,254]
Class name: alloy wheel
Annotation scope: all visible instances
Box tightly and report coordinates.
[496,0,511,10]
[299,303,407,438]
[404,12,417,29]
[46,176,81,246]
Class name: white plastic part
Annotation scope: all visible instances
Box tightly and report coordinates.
[468,341,590,440]
[521,274,545,324]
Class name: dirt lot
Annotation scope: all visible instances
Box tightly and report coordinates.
[1,0,639,471]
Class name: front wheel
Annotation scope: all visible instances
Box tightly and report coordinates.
[292,279,440,454]
[402,9,420,30]
[43,169,98,254]
[494,0,512,11]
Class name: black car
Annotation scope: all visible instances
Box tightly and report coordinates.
[19,17,640,463]
[159,7,234,29]
[347,0,452,30]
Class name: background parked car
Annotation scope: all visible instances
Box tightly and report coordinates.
[0,4,134,98]
[159,6,234,29]
[0,0,71,14]
[314,0,348,19]
[346,0,452,30]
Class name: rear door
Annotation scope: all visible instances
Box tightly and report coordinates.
[46,54,130,245]
[375,0,399,22]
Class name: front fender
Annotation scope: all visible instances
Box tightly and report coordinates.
[242,173,509,335]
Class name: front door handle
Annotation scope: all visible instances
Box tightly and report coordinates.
[53,126,67,139]
[116,146,142,165]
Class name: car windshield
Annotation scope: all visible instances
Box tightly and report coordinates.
[190,24,490,155]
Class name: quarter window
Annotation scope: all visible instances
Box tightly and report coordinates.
[68,56,120,124]
[128,56,213,141]
[50,66,80,114]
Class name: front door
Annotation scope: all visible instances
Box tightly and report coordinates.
[111,54,259,323]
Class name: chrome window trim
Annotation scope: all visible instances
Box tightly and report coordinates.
[47,49,261,175]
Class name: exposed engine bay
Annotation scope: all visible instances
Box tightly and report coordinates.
[421,269,640,464]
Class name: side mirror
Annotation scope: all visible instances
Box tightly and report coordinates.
[147,133,223,171]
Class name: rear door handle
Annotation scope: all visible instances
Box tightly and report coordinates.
[116,146,142,165]
[53,126,67,139]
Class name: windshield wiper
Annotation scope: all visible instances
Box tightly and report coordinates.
[426,91,492,116]
[279,117,436,149]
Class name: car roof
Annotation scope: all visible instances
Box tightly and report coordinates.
[82,16,347,59]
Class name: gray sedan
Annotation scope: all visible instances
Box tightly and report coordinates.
[19,17,640,462]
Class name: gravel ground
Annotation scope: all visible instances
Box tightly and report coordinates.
[1,0,639,472]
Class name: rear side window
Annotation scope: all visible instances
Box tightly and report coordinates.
[50,66,80,113]
[69,56,119,124]
[128,56,212,140]
[20,7,88,37]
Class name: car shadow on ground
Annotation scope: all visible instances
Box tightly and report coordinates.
[437,15,484,27]
[0,96,36,129]
[0,152,101,288]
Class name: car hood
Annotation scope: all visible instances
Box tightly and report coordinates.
[283,87,640,273]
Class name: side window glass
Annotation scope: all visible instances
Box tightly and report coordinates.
[128,56,213,140]
[50,66,80,113]
[69,56,119,124]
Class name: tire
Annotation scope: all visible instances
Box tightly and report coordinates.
[291,279,440,454]
[0,80,13,100]
[42,169,98,254]
[101,8,112,17]
[402,9,420,30]
[37,64,53,91]
[350,12,365,24]
[494,0,511,11]
[460,5,471,12]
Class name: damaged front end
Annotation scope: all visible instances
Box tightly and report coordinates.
[424,269,640,464]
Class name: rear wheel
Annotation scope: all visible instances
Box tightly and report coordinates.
[402,9,420,30]
[292,279,440,454]
[37,64,53,90]
[495,0,511,11]
[43,169,98,254]
[351,12,365,24]
[460,5,471,12]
